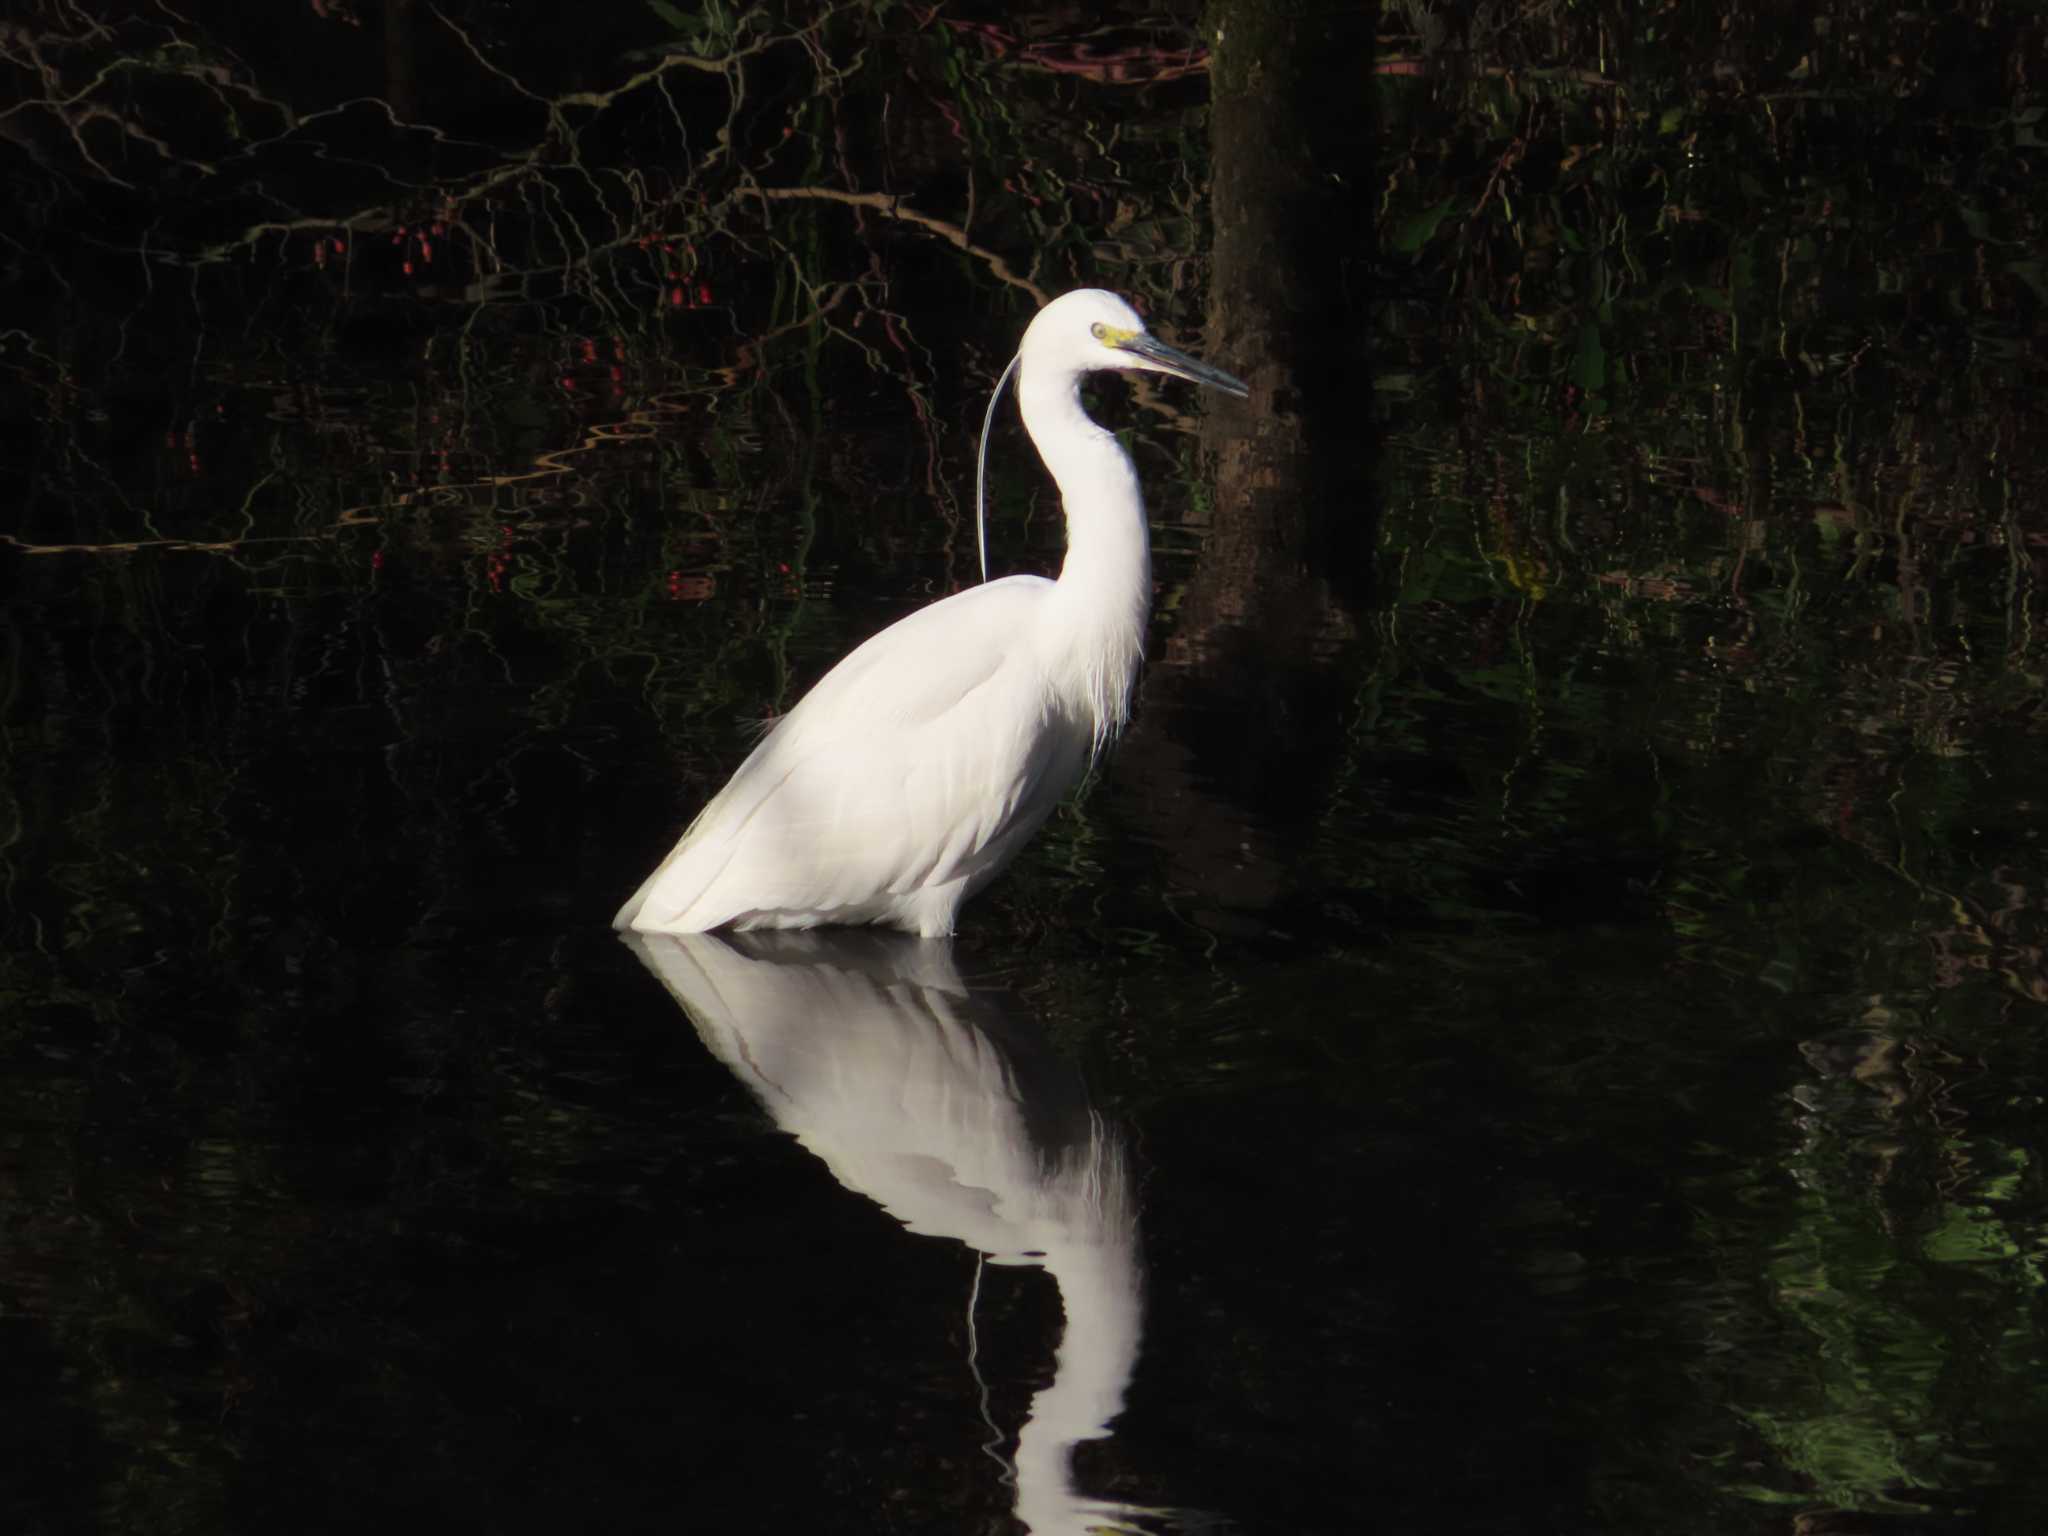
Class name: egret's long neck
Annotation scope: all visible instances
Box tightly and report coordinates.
[1018,367,1150,746]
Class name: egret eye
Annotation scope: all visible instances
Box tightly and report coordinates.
[1090,322,1109,341]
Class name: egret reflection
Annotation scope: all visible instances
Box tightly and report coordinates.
[624,930,1164,1535]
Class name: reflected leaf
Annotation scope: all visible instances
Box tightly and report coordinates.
[1391,196,1458,254]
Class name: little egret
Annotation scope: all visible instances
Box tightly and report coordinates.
[614,288,1248,938]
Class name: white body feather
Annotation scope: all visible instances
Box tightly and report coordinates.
[615,289,1239,938]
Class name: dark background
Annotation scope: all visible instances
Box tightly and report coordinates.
[4,3,2046,1532]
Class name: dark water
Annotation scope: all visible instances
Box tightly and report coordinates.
[5,4,2048,1533]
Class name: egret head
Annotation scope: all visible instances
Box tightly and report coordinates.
[1020,289,1250,399]
[974,288,1248,582]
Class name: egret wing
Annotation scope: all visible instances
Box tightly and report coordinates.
[617,578,1080,933]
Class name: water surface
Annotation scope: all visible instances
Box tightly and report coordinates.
[4,4,2047,1533]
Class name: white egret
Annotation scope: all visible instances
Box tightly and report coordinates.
[614,289,1248,938]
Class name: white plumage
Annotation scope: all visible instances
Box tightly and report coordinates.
[614,289,1247,938]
